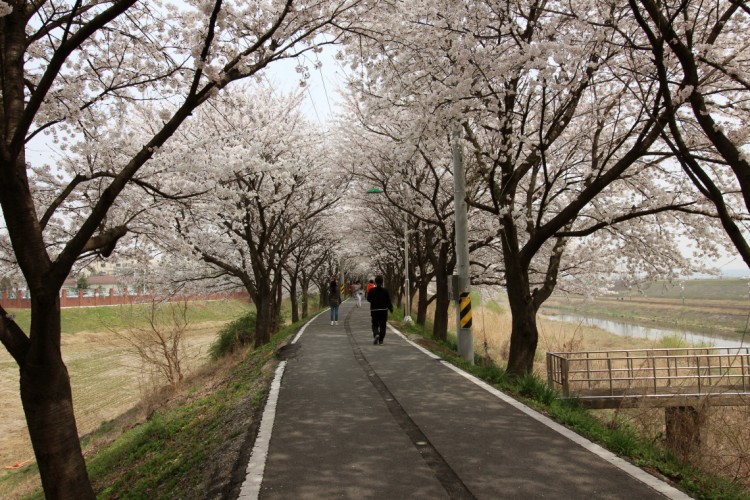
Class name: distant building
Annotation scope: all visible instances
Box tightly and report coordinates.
[88,258,138,276]
[63,274,134,295]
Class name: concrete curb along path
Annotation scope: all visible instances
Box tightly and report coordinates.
[388,326,690,500]
[239,300,692,499]
[237,308,327,499]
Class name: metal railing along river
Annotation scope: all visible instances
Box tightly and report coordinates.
[547,347,750,409]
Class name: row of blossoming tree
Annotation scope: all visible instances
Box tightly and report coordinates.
[1,0,749,497]
[335,0,749,376]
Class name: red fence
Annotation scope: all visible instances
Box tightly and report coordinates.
[1,289,250,309]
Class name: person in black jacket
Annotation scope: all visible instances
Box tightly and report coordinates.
[366,275,393,345]
[328,280,342,326]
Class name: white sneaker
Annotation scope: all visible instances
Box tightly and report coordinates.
[331,321,334,325]
[335,321,338,325]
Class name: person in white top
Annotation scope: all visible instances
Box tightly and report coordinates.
[353,281,363,308]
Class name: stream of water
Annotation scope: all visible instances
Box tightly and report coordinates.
[544,312,748,348]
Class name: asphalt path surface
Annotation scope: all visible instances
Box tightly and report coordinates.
[239,299,691,499]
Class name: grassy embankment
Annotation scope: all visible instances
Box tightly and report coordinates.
[397,287,750,499]
[0,298,255,497]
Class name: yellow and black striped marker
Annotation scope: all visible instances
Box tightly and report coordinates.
[340,284,345,297]
[459,292,472,328]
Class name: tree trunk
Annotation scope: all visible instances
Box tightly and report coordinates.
[432,262,450,342]
[416,280,429,325]
[22,293,94,498]
[273,279,283,331]
[289,275,299,323]
[412,227,433,327]
[254,294,274,347]
[505,270,539,377]
[317,279,327,310]
[252,273,278,347]
[300,277,310,319]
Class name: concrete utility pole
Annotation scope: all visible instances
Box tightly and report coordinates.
[339,256,345,298]
[403,218,412,322]
[452,124,474,364]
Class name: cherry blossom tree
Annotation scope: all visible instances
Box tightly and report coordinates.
[284,224,332,322]
[341,117,460,339]
[627,0,750,267]
[0,1,368,495]
[314,249,340,307]
[340,0,727,376]
[358,194,409,300]
[156,87,344,346]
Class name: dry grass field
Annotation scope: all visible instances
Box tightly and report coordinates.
[0,324,221,464]
[441,293,677,375]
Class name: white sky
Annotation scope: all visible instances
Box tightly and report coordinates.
[715,254,750,276]
[25,42,347,169]
[264,43,346,126]
[28,49,343,154]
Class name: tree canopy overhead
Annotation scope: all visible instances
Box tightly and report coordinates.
[1,0,749,496]
[336,0,737,374]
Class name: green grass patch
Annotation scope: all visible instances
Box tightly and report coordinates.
[470,291,504,315]
[483,299,504,315]
[86,318,302,499]
[390,305,405,322]
[614,278,750,301]
[0,461,41,499]
[4,299,252,336]
[3,309,30,333]
[516,374,558,405]
[209,311,257,359]
[655,336,691,349]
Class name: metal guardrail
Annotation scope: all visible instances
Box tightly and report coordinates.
[547,347,750,408]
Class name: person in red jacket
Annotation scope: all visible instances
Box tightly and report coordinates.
[365,279,375,299]
[366,275,393,345]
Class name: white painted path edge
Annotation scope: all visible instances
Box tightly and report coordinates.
[237,308,327,499]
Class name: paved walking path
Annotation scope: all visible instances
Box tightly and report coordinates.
[239,299,691,499]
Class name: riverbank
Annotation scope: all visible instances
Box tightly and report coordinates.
[540,294,750,340]
[543,311,747,347]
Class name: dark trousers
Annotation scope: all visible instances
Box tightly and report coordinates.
[371,311,388,341]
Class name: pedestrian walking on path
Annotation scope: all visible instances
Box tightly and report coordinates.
[366,275,392,344]
[328,280,342,325]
